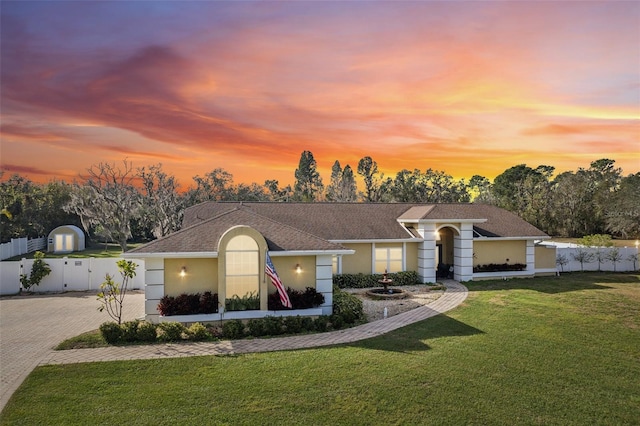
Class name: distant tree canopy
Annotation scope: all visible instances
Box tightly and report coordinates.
[1,155,638,246]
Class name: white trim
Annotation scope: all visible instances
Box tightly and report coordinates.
[268,249,354,256]
[402,242,406,270]
[159,308,324,323]
[472,236,550,241]
[127,249,354,259]
[398,218,487,224]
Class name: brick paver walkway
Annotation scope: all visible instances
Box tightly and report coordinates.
[1,281,467,411]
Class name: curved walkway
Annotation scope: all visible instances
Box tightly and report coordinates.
[1,281,467,411]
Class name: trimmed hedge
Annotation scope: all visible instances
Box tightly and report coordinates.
[473,263,527,273]
[333,271,419,289]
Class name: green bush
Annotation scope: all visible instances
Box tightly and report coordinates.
[247,318,267,337]
[225,292,260,311]
[222,319,245,339]
[121,320,140,342]
[99,322,123,344]
[314,315,330,332]
[20,251,52,291]
[187,322,211,341]
[263,316,284,336]
[332,288,365,325]
[333,271,419,288]
[136,321,158,342]
[284,316,305,334]
[157,322,186,342]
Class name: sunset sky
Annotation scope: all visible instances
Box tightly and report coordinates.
[1,1,638,189]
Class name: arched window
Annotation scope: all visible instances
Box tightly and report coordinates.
[226,235,260,299]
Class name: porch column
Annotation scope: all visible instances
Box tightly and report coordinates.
[417,223,437,283]
[316,255,334,315]
[454,223,474,282]
[143,258,165,323]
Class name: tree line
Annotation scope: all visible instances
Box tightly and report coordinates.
[1,153,638,249]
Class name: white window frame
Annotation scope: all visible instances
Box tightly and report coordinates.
[372,243,405,274]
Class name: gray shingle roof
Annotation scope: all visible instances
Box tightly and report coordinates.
[131,202,549,255]
[128,206,347,254]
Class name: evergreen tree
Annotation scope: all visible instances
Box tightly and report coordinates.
[293,151,324,202]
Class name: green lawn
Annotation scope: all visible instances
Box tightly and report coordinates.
[2,273,639,425]
[6,243,143,260]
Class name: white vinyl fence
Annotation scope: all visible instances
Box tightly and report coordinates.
[555,246,638,273]
[0,257,145,296]
[0,237,47,261]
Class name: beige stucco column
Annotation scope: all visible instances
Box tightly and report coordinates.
[417,223,437,283]
[454,223,474,282]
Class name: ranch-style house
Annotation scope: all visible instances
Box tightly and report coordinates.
[126,202,556,323]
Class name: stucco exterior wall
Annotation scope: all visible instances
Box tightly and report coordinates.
[271,256,316,293]
[405,242,418,272]
[473,240,527,266]
[341,243,372,274]
[535,245,557,269]
[164,258,218,296]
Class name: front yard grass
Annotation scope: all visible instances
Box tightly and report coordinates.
[2,273,639,425]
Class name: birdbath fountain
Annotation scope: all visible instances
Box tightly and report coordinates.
[379,270,393,293]
[366,270,409,300]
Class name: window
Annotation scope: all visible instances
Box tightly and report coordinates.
[226,235,259,298]
[374,247,403,273]
[332,255,340,274]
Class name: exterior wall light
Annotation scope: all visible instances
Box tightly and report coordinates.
[180,266,187,277]
[295,264,302,274]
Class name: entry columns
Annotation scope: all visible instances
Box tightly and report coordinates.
[417,223,437,283]
[453,223,474,282]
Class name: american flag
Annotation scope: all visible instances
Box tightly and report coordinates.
[265,252,292,308]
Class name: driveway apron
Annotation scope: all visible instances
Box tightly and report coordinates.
[0,291,144,411]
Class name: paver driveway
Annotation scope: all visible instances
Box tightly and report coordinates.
[0,291,144,410]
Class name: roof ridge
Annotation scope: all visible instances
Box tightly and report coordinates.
[128,206,242,252]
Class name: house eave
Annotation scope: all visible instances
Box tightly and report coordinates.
[123,251,219,259]
[398,218,488,224]
[473,236,550,241]
[268,249,355,256]
[331,238,423,244]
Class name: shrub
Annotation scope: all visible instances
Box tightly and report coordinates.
[268,287,325,310]
[300,316,315,332]
[330,313,345,330]
[263,316,284,336]
[136,321,158,342]
[247,318,267,337]
[332,288,365,325]
[199,291,219,314]
[473,263,527,273]
[222,319,245,339]
[267,287,324,311]
[158,292,219,316]
[333,271,419,289]
[284,316,305,334]
[19,251,52,291]
[314,315,330,332]
[187,322,211,341]
[225,292,260,311]
[99,322,123,345]
[157,322,186,342]
[121,320,140,342]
